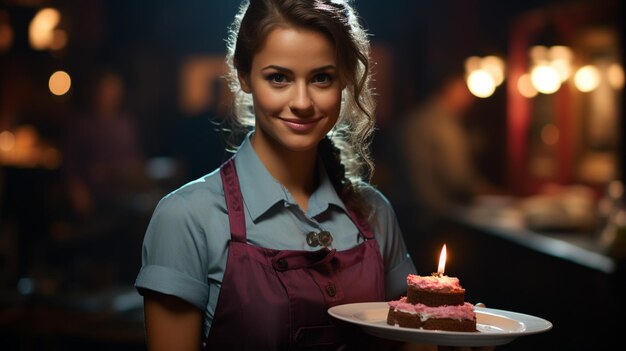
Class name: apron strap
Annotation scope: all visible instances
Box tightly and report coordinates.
[219,157,247,243]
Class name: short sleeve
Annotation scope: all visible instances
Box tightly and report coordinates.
[135,193,210,310]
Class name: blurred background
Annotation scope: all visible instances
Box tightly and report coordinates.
[0,0,623,350]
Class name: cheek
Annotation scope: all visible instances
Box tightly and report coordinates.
[253,87,288,114]
[315,90,343,116]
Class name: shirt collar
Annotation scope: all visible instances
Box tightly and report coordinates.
[234,132,348,221]
[234,132,285,221]
[308,161,348,217]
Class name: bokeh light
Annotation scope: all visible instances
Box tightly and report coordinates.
[517,73,538,98]
[531,64,561,94]
[574,65,600,93]
[49,70,71,96]
[29,8,60,50]
[0,130,15,151]
[466,69,496,98]
[481,55,505,86]
[607,63,624,90]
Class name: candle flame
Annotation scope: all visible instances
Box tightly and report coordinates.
[437,244,447,275]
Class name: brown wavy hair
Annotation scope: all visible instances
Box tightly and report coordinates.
[224,0,377,218]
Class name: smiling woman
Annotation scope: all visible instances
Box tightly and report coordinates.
[135,1,417,350]
[239,26,344,205]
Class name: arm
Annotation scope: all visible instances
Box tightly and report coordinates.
[143,290,203,351]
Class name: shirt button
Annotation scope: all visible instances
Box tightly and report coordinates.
[306,232,320,247]
[318,231,333,247]
[326,283,336,297]
[276,258,288,270]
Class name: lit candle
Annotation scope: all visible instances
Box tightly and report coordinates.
[408,243,463,303]
[437,244,447,276]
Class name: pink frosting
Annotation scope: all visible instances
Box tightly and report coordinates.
[388,297,475,320]
[388,297,419,313]
[407,274,462,291]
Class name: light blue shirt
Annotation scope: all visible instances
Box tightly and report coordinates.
[135,133,416,337]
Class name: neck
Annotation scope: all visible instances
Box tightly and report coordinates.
[251,134,318,211]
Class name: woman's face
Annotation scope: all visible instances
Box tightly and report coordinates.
[240,26,343,155]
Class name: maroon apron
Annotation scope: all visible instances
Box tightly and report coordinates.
[203,158,385,350]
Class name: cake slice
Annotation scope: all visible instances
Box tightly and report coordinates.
[387,297,477,332]
[387,273,477,332]
[406,274,465,306]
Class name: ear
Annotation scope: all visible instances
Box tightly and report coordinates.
[238,71,252,93]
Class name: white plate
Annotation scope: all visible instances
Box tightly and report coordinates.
[328,302,552,347]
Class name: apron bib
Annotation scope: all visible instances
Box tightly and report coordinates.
[204,158,385,350]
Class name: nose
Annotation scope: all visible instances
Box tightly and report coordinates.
[289,82,314,116]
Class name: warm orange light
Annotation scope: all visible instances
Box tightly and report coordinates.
[49,70,71,96]
[29,8,60,50]
[437,244,447,275]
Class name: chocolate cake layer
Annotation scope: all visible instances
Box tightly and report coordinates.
[422,317,477,332]
[407,285,465,306]
[387,308,422,329]
[387,308,477,332]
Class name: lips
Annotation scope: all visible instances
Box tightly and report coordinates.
[279,117,323,132]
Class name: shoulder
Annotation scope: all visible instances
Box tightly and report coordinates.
[172,168,223,196]
[142,167,229,262]
[357,182,397,224]
[153,168,225,221]
[358,183,391,208]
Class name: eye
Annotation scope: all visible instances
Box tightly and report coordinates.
[312,73,333,86]
[266,73,288,85]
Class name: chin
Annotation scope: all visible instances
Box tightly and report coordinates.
[279,135,324,153]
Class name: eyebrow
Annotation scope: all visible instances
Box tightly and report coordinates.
[261,65,337,73]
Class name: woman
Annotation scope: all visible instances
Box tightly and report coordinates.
[135,0,416,349]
